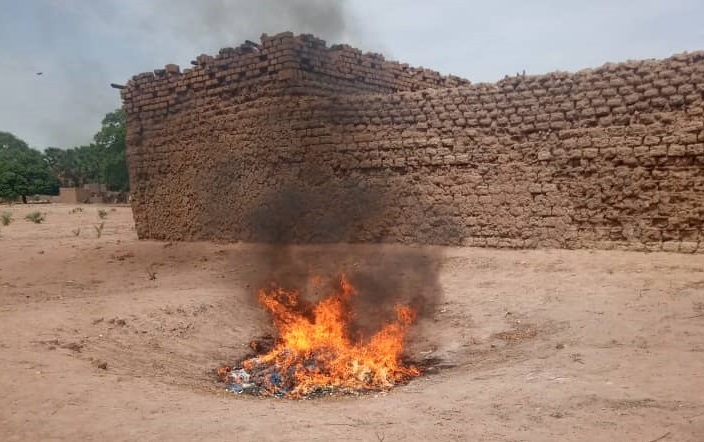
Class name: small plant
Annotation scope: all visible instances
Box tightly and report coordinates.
[97,209,108,219]
[25,211,46,224]
[1,211,12,226]
[72,228,81,237]
[146,265,157,281]
[69,207,83,214]
[94,222,105,238]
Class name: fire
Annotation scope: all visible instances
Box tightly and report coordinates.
[220,273,421,398]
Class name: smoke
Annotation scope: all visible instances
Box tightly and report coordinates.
[146,0,356,50]
[16,0,439,339]
[0,0,358,148]
[62,0,357,58]
[245,243,445,342]
[213,100,457,342]
[52,0,432,339]
[239,186,449,344]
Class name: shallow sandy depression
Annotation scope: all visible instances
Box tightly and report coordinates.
[1,204,703,441]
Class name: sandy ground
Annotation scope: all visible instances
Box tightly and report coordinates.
[1,204,703,442]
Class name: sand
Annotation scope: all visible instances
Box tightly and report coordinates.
[1,204,703,441]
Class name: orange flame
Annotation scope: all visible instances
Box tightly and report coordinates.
[245,273,420,397]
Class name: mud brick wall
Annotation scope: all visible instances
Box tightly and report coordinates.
[282,33,470,96]
[120,32,470,121]
[121,33,704,253]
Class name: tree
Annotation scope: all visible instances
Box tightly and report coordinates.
[103,151,129,192]
[75,143,103,185]
[40,109,130,192]
[44,147,78,187]
[0,131,29,151]
[94,109,126,150]
[0,132,59,202]
[94,109,129,192]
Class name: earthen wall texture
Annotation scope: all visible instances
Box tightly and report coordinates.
[122,33,704,253]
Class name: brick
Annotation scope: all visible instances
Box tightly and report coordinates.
[680,242,699,253]
[538,150,551,160]
[687,143,704,155]
[633,145,649,157]
[667,144,686,156]
[660,85,677,95]
[120,34,704,254]
[582,148,598,159]
[644,135,660,145]
[650,145,668,156]
[662,242,679,253]
[669,94,686,106]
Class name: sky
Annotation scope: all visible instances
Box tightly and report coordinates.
[1,0,703,149]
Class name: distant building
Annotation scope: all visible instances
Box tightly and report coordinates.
[58,187,91,204]
[58,183,128,204]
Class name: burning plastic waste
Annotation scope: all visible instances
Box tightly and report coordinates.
[217,273,421,398]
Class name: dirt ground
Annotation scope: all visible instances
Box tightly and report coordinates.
[1,204,703,441]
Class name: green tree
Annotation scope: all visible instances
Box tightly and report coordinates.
[40,109,129,192]
[75,143,103,184]
[44,147,78,187]
[94,109,129,192]
[94,109,126,150]
[0,132,28,150]
[0,132,59,202]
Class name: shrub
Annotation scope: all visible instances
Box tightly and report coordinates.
[94,222,105,238]
[25,211,45,224]
[97,209,108,219]
[1,211,12,226]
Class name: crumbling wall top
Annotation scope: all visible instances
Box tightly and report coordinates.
[120,31,472,115]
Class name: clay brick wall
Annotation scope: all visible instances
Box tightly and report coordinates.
[121,32,470,121]
[121,33,704,253]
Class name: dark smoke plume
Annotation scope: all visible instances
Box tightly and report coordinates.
[238,171,450,342]
[135,1,442,339]
[1,0,358,148]
[148,0,356,49]
[211,100,459,341]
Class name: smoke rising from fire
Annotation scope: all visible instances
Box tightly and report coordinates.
[0,0,358,148]
[237,161,455,341]
[93,0,440,337]
[146,0,356,49]
[189,87,458,341]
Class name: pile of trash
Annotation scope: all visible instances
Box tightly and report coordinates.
[215,274,425,399]
[218,358,288,397]
[217,353,362,398]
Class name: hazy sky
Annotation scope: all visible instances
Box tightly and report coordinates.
[1,0,702,149]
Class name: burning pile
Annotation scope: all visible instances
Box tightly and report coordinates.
[217,274,422,398]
